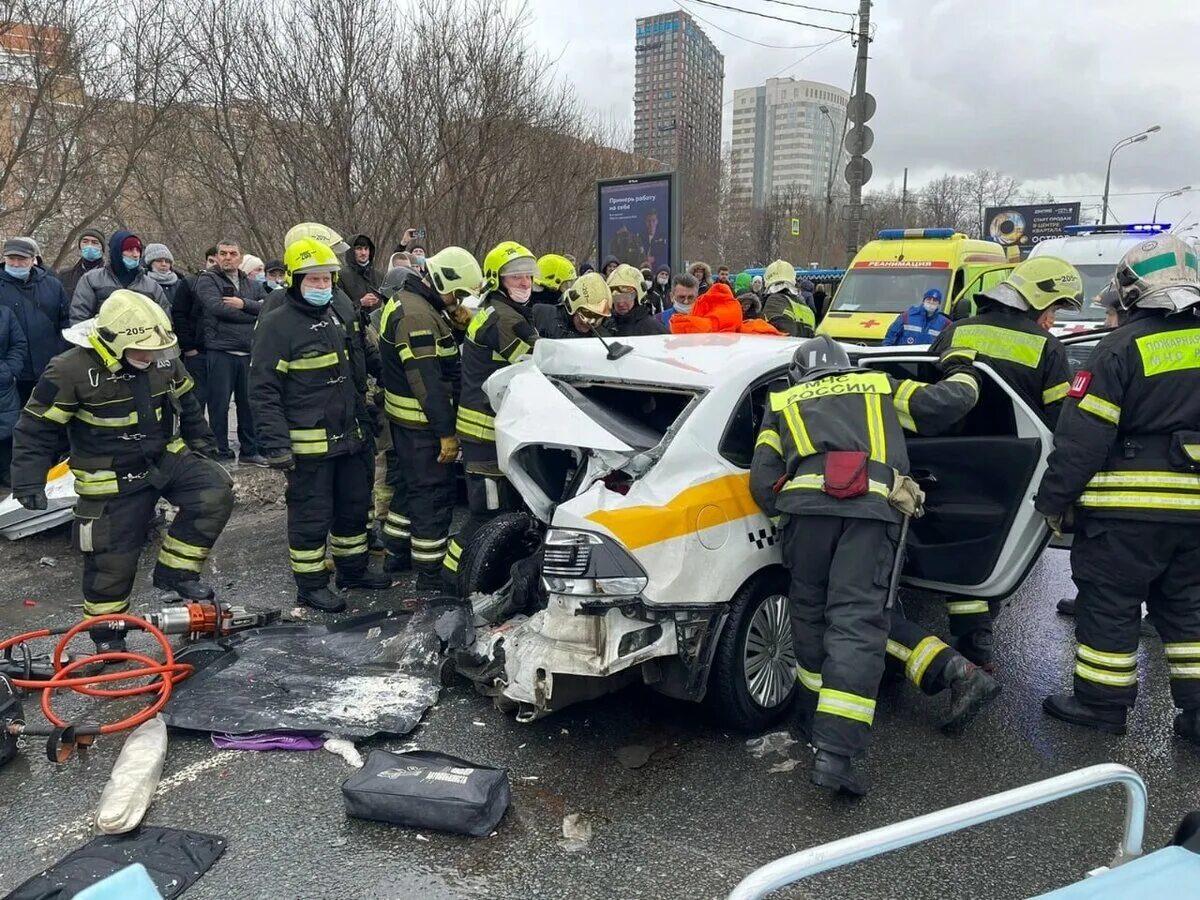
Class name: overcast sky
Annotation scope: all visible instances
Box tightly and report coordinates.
[526,0,1200,228]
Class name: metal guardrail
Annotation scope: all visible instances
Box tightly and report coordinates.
[728,763,1147,900]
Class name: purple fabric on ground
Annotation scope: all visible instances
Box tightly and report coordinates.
[211,732,325,751]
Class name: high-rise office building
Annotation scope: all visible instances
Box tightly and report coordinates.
[633,10,724,174]
[731,77,849,208]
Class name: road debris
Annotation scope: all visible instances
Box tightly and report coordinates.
[745,731,797,758]
[37,556,56,567]
[614,744,654,769]
[560,813,593,851]
[324,737,364,767]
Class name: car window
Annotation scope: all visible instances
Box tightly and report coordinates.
[861,358,1017,437]
[720,372,786,468]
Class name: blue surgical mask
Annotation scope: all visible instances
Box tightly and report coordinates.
[302,287,334,306]
[411,254,426,267]
[254,272,266,283]
[81,245,102,262]
[4,264,30,280]
[265,278,281,290]
[122,256,140,271]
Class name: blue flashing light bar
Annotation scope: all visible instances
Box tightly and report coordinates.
[1062,223,1169,236]
[877,228,957,240]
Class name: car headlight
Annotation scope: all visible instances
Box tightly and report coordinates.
[542,528,649,599]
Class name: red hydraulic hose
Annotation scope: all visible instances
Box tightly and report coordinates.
[0,613,193,736]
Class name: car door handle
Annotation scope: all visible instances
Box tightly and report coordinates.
[911,469,938,485]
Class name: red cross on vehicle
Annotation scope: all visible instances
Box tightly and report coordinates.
[861,318,880,328]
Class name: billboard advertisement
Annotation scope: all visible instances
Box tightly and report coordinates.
[984,203,1082,258]
[596,172,678,273]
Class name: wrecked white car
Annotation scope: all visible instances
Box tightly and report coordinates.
[455,332,1098,730]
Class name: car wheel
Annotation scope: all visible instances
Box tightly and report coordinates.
[457,512,544,598]
[707,572,798,732]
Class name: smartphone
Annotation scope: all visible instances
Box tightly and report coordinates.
[413,228,426,242]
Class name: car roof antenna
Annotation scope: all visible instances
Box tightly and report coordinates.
[590,325,633,360]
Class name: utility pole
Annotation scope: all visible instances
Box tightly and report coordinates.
[844,0,872,260]
[901,167,909,224]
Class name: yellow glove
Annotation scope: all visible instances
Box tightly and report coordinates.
[437,435,460,464]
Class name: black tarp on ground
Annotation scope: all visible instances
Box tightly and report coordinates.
[5,826,225,900]
[160,600,471,738]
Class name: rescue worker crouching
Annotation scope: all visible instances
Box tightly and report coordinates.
[532,271,614,339]
[608,264,667,337]
[12,291,234,652]
[749,335,981,796]
[377,247,484,592]
[250,239,390,613]
[1036,234,1200,745]
[445,241,541,590]
[760,259,816,337]
[931,256,1082,670]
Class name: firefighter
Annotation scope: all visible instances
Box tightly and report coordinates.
[12,291,233,652]
[749,335,981,796]
[930,256,1083,669]
[443,241,540,590]
[531,271,613,339]
[760,259,816,337]
[531,254,576,306]
[377,247,483,591]
[1036,234,1200,744]
[250,239,390,613]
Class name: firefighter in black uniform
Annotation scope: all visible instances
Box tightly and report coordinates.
[760,259,816,338]
[750,335,981,796]
[531,272,614,339]
[443,241,540,590]
[930,256,1083,669]
[250,239,390,613]
[1037,234,1200,744]
[12,290,233,652]
[377,247,483,591]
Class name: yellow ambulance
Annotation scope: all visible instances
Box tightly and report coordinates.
[818,228,1013,344]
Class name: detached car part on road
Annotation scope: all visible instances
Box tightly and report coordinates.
[456,333,1075,730]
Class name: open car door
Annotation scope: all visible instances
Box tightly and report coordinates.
[852,350,1054,599]
[1059,329,1110,374]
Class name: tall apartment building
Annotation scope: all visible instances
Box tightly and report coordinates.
[731,77,849,208]
[633,10,724,175]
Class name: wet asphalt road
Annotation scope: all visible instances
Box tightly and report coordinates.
[1,474,1198,900]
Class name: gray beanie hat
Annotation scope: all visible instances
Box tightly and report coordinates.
[143,243,173,265]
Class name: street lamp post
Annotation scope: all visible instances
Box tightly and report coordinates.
[1101,125,1161,224]
[819,104,837,264]
[1153,186,1192,224]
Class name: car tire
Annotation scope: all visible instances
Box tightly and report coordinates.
[707,571,798,733]
[457,512,544,598]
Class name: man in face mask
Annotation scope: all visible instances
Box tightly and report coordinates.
[58,229,106,298]
[659,272,699,328]
[0,237,69,410]
[645,265,671,315]
[608,264,665,337]
[264,259,286,292]
[70,230,170,324]
[249,238,391,612]
[882,288,952,347]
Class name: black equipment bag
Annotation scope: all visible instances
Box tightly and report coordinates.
[342,749,510,837]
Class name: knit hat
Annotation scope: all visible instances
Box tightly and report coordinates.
[120,234,143,255]
[143,243,173,265]
[3,236,38,258]
[79,228,105,246]
[239,254,264,275]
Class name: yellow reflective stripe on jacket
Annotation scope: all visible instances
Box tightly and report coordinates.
[39,403,75,424]
[770,372,892,409]
[276,352,342,374]
[1077,394,1120,425]
[951,324,1045,368]
[1043,382,1070,405]
[166,438,186,453]
[780,405,817,457]
[816,687,876,725]
[1135,328,1200,377]
[72,468,119,495]
[755,428,782,456]
[172,376,195,397]
[1086,471,1200,491]
[795,666,822,692]
[76,409,138,428]
[1075,662,1137,687]
[289,428,329,455]
[435,336,459,357]
[893,380,920,432]
[457,406,496,440]
[1078,491,1200,512]
[781,473,890,499]
[906,635,949,686]
[384,390,429,424]
[945,372,981,394]
[502,338,531,364]
[787,300,816,328]
[864,393,887,462]
[1076,644,1136,668]
[466,306,494,341]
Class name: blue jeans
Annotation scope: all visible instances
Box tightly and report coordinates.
[206,350,258,456]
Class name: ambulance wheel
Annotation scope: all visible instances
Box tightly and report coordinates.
[458,512,543,598]
[708,572,797,732]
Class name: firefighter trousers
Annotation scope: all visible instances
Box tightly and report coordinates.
[76,452,234,617]
[884,612,956,694]
[384,426,457,575]
[1071,516,1200,711]
[944,595,998,666]
[442,470,520,591]
[784,514,894,758]
[285,446,373,590]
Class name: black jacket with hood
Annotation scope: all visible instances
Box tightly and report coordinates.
[645,265,671,315]
[69,230,169,324]
[339,234,379,308]
[613,301,667,338]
